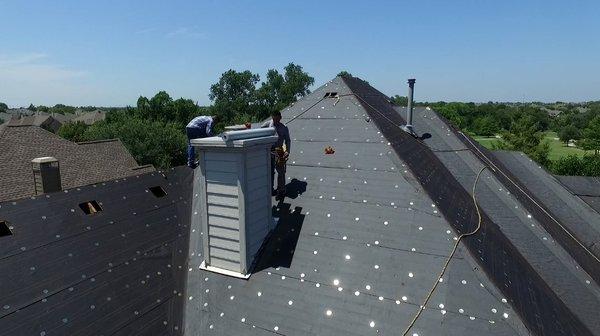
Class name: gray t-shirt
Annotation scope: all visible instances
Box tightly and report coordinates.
[262,120,291,153]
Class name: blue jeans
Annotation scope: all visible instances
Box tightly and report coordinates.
[186,126,208,168]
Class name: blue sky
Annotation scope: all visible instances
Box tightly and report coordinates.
[1,0,599,107]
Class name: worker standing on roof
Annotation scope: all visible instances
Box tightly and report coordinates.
[186,115,219,169]
[262,111,290,200]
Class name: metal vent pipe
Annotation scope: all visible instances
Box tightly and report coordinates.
[406,78,416,127]
[401,79,416,136]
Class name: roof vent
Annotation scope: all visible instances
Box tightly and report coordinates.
[323,92,338,98]
[190,128,278,278]
[79,200,103,215]
[148,186,167,198]
[31,157,62,195]
[0,220,12,237]
[401,79,417,136]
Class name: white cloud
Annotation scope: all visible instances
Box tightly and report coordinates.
[134,27,156,35]
[166,27,207,39]
[0,53,90,106]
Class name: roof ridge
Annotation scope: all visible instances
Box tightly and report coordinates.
[76,139,120,145]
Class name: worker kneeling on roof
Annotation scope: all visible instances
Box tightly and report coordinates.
[261,111,290,200]
[186,115,219,169]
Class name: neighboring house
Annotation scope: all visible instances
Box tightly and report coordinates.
[72,109,106,125]
[541,106,562,117]
[0,108,35,122]
[50,112,77,124]
[0,124,154,202]
[0,112,12,123]
[1,76,599,336]
[6,108,36,116]
[6,114,63,133]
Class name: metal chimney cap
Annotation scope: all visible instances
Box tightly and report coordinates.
[31,157,58,164]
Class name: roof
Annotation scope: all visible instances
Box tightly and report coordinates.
[0,167,192,336]
[0,125,154,202]
[72,110,106,125]
[555,175,600,213]
[399,102,600,335]
[6,114,63,132]
[1,75,599,336]
[185,77,536,335]
[50,112,76,124]
[4,108,35,116]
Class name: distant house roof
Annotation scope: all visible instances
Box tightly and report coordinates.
[5,108,36,116]
[72,109,106,125]
[0,112,12,122]
[6,114,63,133]
[0,125,154,202]
[540,106,562,116]
[50,112,76,124]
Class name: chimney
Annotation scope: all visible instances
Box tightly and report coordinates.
[191,128,278,278]
[31,157,62,195]
[402,79,416,136]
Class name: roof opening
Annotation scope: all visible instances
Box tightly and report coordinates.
[79,200,103,215]
[149,186,167,198]
[323,92,338,98]
[0,221,13,237]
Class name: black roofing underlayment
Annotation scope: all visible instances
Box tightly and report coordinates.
[184,76,531,336]
[455,134,600,286]
[406,105,600,334]
[0,167,192,336]
[555,175,600,214]
[491,151,600,265]
[341,76,596,335]
[1,75,599,336]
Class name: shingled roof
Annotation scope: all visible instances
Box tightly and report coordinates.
[0,75,599,336]
[72,109,106,125]
[0,125,154,202]
[5,114,63,132]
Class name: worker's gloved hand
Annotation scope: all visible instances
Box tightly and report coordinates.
[283,152,290,159]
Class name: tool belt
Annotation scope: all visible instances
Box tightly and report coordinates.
[272,146,288,167]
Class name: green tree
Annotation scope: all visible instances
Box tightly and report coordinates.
[497,115,550,166]
[28,103,37,111]
[172,97,201,126]
[209,69,260,124]
[558,125,580,144]
[136,92,199,126]
[431,102,466,129]
[36,105,49,112]
[256,63,314,118]
[551,155,582,175]
[337,71,353,78]
[0,102,7,112]
[280,63,314,105]
[256,69,285,118]
[581,155,600,176]
[82,116,187,169]
[472,116,500,136]
[581,116,600,154]
[57,121,89,142]
[50,104,76,115]
[390,95,408,106]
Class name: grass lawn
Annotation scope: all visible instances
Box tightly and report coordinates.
[473,131,593,161]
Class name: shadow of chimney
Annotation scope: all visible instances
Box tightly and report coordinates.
[252,204,305,273]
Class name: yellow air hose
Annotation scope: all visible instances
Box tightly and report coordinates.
[402,166,488,336]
